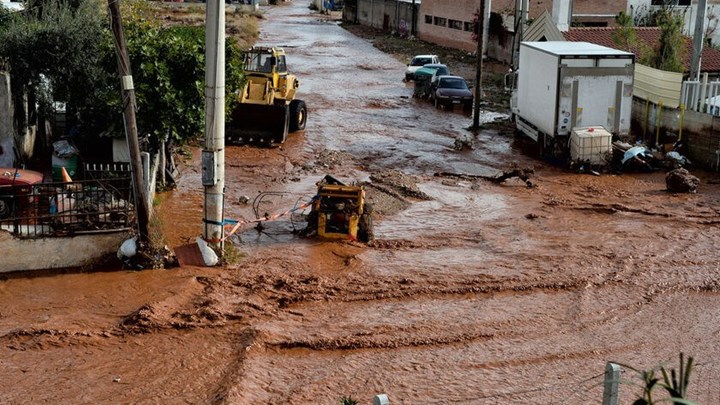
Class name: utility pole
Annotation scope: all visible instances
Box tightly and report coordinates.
[203,0,226,252]
[411,0,416,36]
[472,0,486,129]
[690,0,708,81]
[108,0,150,245]
[511,0,528,71]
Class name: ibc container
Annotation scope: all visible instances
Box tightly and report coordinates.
[570,126,612,165]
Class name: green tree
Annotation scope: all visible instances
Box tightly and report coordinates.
[612,11,655,66]
[0,0,246,154]
[91,2,246,148]
[0,0,108,138]
[613,11,638,52]
[652,8,686,73]
[629,5,687,73]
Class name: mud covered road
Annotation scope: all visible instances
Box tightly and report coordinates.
[2,2,720,404]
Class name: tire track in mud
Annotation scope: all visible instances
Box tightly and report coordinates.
[4,241,718,353]
[207,327,259,405]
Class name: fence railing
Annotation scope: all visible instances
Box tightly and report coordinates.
[0,177,134,238]
[680,78,720,115]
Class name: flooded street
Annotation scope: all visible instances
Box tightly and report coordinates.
[2,2,720,404]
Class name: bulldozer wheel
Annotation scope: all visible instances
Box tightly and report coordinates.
[289,100,307,132]
[358,203,374,243]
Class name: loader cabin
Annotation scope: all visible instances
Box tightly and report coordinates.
[244,47,287,74]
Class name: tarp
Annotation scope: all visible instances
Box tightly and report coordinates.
[414,67,438,78]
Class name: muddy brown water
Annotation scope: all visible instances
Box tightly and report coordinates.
[2,3,720,404]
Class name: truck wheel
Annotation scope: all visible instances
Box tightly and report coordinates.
[0,196,13,219]
[289,100,307,132]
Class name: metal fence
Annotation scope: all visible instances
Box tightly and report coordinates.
[0,177,134,238]
[680,79,720,114]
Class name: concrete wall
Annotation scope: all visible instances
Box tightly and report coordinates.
[418,0,477,53]
[418,0,513,61]
[356,0,417,35]
[0,230,130,272]
[0,72,13,167]
[631,97,720,170]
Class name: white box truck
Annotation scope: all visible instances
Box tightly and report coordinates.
[509,41,634,157]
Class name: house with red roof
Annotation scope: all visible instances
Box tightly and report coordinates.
[564,27,720,77]
[524,11,720,77]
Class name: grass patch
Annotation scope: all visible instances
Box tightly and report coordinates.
[222,242,246,266]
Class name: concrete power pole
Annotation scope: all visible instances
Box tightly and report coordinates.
[108,0,150,245]
[512,0,528,71]
[203,0,226,252]
[690,0,708,81]
[412,0,417,36]
[472,0,486,129]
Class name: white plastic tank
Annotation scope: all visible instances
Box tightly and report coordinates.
[570,126,612,165]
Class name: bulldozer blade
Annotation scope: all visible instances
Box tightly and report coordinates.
[226,104,289,145]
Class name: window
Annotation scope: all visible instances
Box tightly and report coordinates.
[464,21,474,32]
[433,16,447,27]
[425,15,432,24]
[449,19,463,30]
[276,55,287,73]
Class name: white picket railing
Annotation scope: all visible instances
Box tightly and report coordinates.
[680,75,720,115]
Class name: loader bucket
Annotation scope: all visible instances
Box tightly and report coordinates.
[226,103,289,145]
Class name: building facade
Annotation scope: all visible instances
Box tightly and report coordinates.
[417,0,628,62]
[345,0,419,37]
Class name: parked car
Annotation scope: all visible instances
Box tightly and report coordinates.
[413,63,450,98]
[429,75,474,111]
[0,168,44,219]
[423,63,450,83]
[404,54,440,81]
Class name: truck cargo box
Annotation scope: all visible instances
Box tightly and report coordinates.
[512,42,634,150]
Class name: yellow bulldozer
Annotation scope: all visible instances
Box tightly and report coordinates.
[302,175,374,243]
[227,47,307,145]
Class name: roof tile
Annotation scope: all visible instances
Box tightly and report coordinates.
[563,27,720,74]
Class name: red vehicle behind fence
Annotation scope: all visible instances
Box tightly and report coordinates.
[0,168,44,219]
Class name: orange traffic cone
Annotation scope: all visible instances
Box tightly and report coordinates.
[61,166,73,182]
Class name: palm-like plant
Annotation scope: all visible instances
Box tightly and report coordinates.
[615,353,696,405]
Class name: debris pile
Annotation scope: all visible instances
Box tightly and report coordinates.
[666,168,700,193]
[435,167,535,188]
[612,141,692,172]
